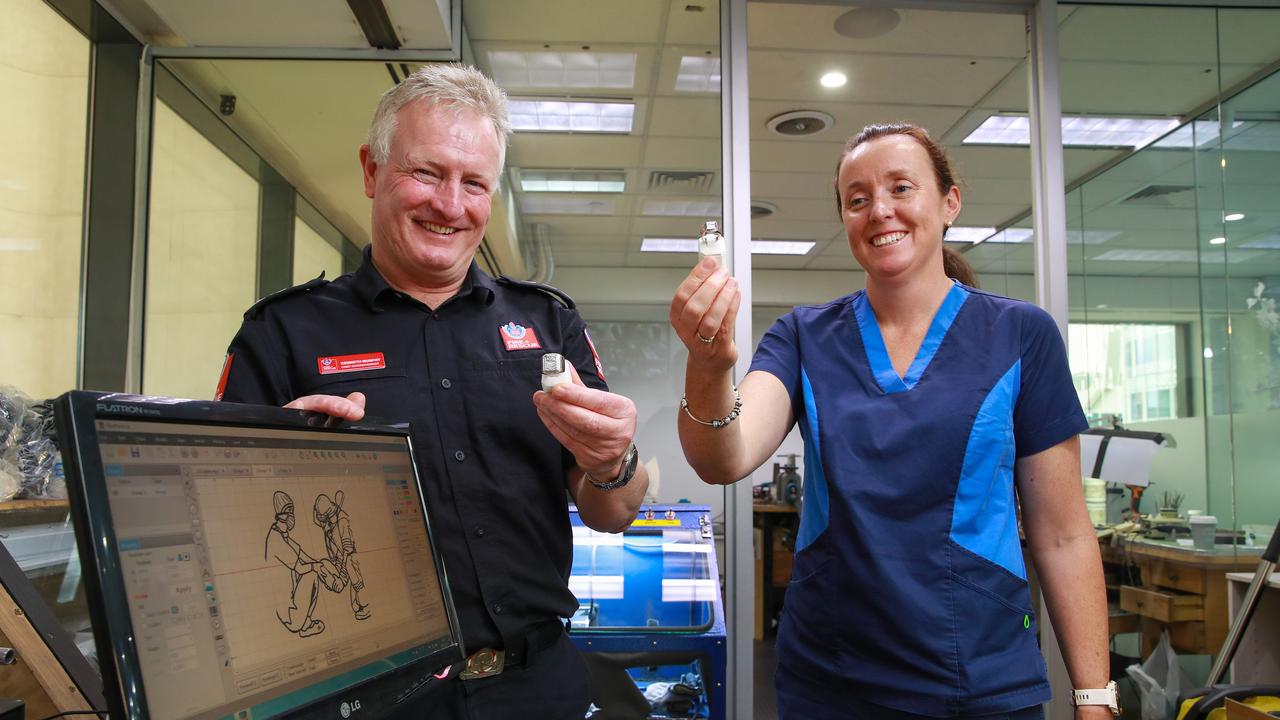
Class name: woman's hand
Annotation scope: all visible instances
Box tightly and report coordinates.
[669,257,741,371]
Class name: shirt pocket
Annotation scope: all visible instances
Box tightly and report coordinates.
[459,357,554,449]
[302,367,409,417]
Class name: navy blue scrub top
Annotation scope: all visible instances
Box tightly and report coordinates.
[217,247,609,655]
[750,282,1087,717]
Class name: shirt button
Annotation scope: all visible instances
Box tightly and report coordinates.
[474,527,486,538]
[491,603,504,615]
[454,450,466,462]
[441,378,452,389]
[432,312,440,320]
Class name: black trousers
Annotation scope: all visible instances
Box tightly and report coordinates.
[387,632,591,720]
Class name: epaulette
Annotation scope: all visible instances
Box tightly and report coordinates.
[244,273,328,320]
[496,276,576,309]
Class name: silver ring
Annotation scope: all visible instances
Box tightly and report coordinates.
[696,332,716,344]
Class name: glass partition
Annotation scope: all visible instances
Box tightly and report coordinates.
[1062,4,1280,539]
[293,215,344,284]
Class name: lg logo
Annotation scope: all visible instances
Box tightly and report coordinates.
[339,700,361,718]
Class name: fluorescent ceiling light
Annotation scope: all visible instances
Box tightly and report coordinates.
[641,238,815,255]
[964,114,1180,148]
[820,71,847,88]
[752,240,815,255]
[945,226,996,244]
[518,169,625,193]
[1224,213,1245,222]
[1209,237,1227,245]
[642,238,698,253]
[642,199,722,217]
[488,51,636,89]
[974,228,1034,245]
[520,196,616,215]
[1151,120,1247,149]
[509,100,634,133]
[1242,235,1280,250]
[1093,248,1264,263]
[675,56,720,93]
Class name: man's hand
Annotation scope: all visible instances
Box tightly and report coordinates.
[285,392,367,423]
[532,364,636,480]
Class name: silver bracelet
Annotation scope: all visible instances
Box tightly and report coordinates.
[680,386,742,428]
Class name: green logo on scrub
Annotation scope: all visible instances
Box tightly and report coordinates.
[1023,614,1030,629]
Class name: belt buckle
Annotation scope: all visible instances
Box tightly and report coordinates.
[459,647,505,681]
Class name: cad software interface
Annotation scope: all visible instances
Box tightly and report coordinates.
[95,419,453,720]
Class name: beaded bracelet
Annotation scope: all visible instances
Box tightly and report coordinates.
[680,386,742,428]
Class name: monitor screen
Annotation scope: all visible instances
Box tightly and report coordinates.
[90,417,454,720]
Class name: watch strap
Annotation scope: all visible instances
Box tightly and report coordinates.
[1070,680,1119,714]
[585,443,637,491]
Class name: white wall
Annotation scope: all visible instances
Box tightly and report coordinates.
[142,101,259,400]
[0,0,89,399]
[293,216,344,284]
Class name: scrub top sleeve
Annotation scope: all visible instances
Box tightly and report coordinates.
[1013,306,1088,457]
[218,316,294,407]
[749,313,802,408]
[559,308,610,393]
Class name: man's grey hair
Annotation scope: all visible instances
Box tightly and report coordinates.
[366,63,511,170]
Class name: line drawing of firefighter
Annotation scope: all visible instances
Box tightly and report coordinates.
[313,491,370,620]
[265,490,339,637]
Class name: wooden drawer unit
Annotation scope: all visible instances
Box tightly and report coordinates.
[1142,558,1207,595]
[1120,585,1204,623]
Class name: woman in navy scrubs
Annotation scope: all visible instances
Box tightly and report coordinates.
[670,124,1112,719]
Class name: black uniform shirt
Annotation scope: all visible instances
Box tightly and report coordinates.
[219,247,609,652]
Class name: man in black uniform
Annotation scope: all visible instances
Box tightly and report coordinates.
[216,63,648,719]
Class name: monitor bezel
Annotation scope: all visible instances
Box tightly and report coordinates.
[54,390,466,720]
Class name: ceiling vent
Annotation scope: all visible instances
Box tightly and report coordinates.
[767,110,835,137]
[833,7,901,39]
[751,200,778,219]
[648,170,716,193]
[1118,184,1195,207]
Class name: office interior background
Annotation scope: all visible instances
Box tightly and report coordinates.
[3,0,1279,717]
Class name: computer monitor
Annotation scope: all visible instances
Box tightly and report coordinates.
[55,391,464,720]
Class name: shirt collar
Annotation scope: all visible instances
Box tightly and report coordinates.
[354,244,496,311]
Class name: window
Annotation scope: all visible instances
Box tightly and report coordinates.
[1069,323,1181,423]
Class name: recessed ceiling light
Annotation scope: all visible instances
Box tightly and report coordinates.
[487,51,636,89]
[509,100,634,133]
[1224,213,1245,222]
[640,238,815,255]
[676,56,720,93]
[819,72,847,89]
[518,169,625,193]
[1203,347,1215,359]
[1209,237,1227,245]
[964,114,1181,149]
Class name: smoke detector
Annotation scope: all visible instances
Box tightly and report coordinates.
[751,200,778,219]
[833,8,901,39]
[767,110,834,137]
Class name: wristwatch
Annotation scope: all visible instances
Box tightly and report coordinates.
[1070,680,1119,716]
[585,443,638,491]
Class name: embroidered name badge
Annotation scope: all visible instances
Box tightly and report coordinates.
[317,352,386,375]
[500,322,542,351]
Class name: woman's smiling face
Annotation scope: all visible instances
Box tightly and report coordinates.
[836,135,960,283]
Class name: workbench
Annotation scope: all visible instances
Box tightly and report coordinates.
[1105,537,1263,657]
